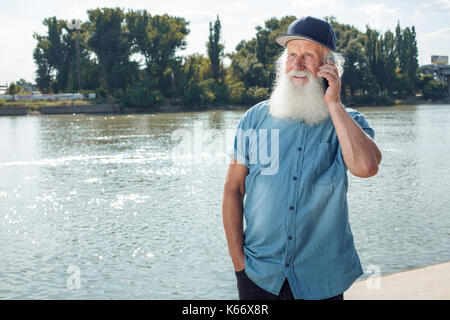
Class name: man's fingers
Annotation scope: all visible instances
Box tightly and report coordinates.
[319,64,338,74]
[318,70,338,81]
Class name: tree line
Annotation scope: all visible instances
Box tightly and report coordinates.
[30,8,447,109]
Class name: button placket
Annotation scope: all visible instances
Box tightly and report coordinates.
[285,125,307,271]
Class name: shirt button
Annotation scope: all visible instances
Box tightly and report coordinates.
[298,147,302,151]
[285,263,290,268]
[289,206,294,211]
[293,176,298,181]
[288,236,293,240]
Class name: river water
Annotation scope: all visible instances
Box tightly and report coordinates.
[0,104,449,299]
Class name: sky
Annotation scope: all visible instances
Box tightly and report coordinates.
[0,0,449,85]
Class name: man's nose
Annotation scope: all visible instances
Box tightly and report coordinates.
[293,56,306,70]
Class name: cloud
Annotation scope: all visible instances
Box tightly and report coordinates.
[435,0,450,8]
[418,0,450,12]
[359,3,398,16]
[232,2,250,10]
[172,10,216,23]
[247,18,265,30]
[221,15,237,25]
[292,0,338,8]
[418,27,450,40]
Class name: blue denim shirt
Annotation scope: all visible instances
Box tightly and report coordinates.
[229,100,375,299]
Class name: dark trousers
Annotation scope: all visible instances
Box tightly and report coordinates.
[235,270,344,300]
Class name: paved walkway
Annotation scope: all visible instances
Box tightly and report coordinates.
[345,261,450,300]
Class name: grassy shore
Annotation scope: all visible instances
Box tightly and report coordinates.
[0,99,94,111]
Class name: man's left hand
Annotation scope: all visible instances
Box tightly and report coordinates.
[318,58,341,106]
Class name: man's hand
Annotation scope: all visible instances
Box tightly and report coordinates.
[318,58,341,105]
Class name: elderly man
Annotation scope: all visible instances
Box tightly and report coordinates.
[222,16,382,300]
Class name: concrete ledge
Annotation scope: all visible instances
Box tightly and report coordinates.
[0,106,28,116]
[39,104,120,114]
[345,261,450,300]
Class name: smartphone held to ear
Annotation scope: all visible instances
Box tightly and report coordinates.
[321,78,329,94]
[321,55,335,94]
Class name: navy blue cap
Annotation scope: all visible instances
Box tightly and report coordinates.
[275,16,336,52]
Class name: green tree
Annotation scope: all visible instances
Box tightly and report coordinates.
[6,82,22,101]
[45,17,67,92]
[33,32,52,93]
[329,18,400,105]
[126,10,190,96]
[402,26,419,94]
[87,7,138,95]
[341,37,378,97]
[33,17,67,93]
[63,20,99,92]
[360,24,412,99]
[33,15,102,93]
[207,15,224,82]
[381,30,397,95]
[364,25,380,93]
[394,22,419,96]
[182,53,230,107]
[419,75,447,100]
[325,16,360,52]
[395,21,406,73]
[182,54,210,107]
[228,41,266,89]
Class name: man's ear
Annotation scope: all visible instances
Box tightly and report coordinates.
[321,47,331,65]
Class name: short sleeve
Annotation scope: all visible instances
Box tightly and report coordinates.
[347,109,375,139]
[227,111,251,168]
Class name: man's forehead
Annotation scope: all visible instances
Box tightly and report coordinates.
[286,39,323,53]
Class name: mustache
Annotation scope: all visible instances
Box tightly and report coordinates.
[286,70,313,78]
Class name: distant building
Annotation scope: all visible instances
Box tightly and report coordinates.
[15,79,37,93]
[419,56,450,96]
[0,80,37,96]
[0,82,7,95]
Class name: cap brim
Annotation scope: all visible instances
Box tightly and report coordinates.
[275,34,334,51]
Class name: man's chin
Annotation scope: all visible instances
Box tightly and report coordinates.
[290,77,309,87]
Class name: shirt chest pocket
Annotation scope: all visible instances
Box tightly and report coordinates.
[310,142,345,187]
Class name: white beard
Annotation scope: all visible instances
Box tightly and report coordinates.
[269,55,330,125]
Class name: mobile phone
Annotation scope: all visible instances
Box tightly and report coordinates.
[321,55,335,94]
[321,77,329,94]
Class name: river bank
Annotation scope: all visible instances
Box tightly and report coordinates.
[0,103,248,116]
[0,96,449,116]
[395,94,450,106]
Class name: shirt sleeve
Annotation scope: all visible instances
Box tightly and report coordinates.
[227,110,251,168]
[348,109,375,139]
